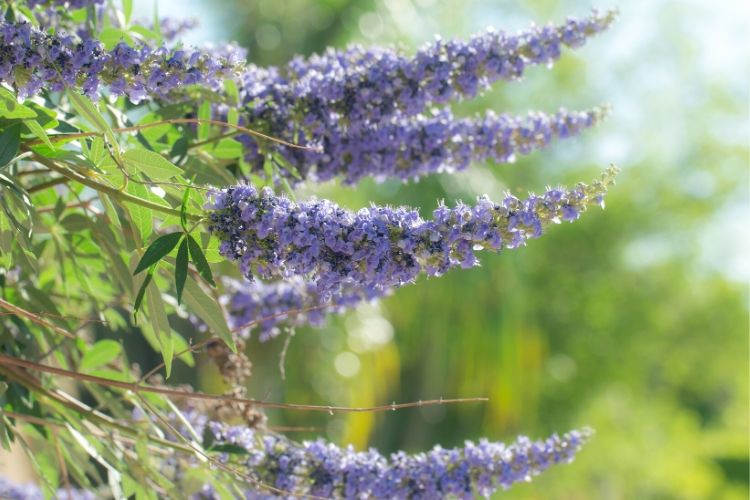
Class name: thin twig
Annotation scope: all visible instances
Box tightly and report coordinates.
[137,396,302,499]
[0,354,488,414]
[32,155,194,220]
[36,198,99,214]
[28,176,69,193]
[30,118,316,151]
[188,130,241,150]
[0,298,76,339]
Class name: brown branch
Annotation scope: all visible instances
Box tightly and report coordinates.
[267,426,323,433]
[36,198,99,214]
[27,176,69,193]
[0,364,195,456]
[0,354,488,414]
[187,130,240,150]
[15,168,52,177]
[0,298,76,339]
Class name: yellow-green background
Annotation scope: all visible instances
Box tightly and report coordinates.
[158,0,748,497]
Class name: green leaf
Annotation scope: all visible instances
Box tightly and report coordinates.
[25,103,58,130]
[122,0,133,23]
[98,27,134,50]
[146,281,174,377]
[66,90,119,156]
[123,148,182,180]
[180,186,191,232]
[125,183,154,242]
[197,100,211,141]
[93,219,133,295]
[224,79,239,105]
[80,340,122,371]
[175,238,188,304]
[133,270,153,320]
[203,235,223,263]
[227,108,239,126]
[0,123,21,169]
[137,112,171,144]
[22,119,53,150]
[0,88,36,119]
[87,136,106,166]
[129,25,160,41]
[133,232,182,274]
[88,369,131,383]
[170,136,189,164]
[0,173,32,239]
[211,138,242,159]
[182,277,234,351]
[60,213,91,233]
[208,444,250,455]
[187,235,215,287]
[170,331,195,367]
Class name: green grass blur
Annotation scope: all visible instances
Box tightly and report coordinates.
[199,0,749,497]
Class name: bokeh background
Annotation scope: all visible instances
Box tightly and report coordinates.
[154,0,747,497]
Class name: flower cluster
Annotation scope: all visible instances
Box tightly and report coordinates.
[158,17,200,42]
[0,420,591,500]
[292,105,609,184]
[25,0,102,8]
[232,9,616,183]
[0,477,95,500]
[224,276,391,340]
[0,20,242,100]
[202,420,592,498]
[209,167,617,329]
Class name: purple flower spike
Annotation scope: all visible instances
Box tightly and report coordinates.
[208,167,618,316]
[232,9,616,184]
[292,106,609,184]
[203,421,594,498]
[0,20,241,100]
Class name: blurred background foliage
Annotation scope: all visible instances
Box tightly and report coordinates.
[149,0,748,497]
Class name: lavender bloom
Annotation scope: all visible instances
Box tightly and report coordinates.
[0,421,591,499]
[203,422,592,498]
[237,10,615,133]
[284,105,609,184]
[25,0,103,8]
[230,10,615,184]
[224,276,391,340]
[0,20,242,100]
[208,167,618,302]
[0,477,95,500]
[295,10,614,126]
[157,17,200,42]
